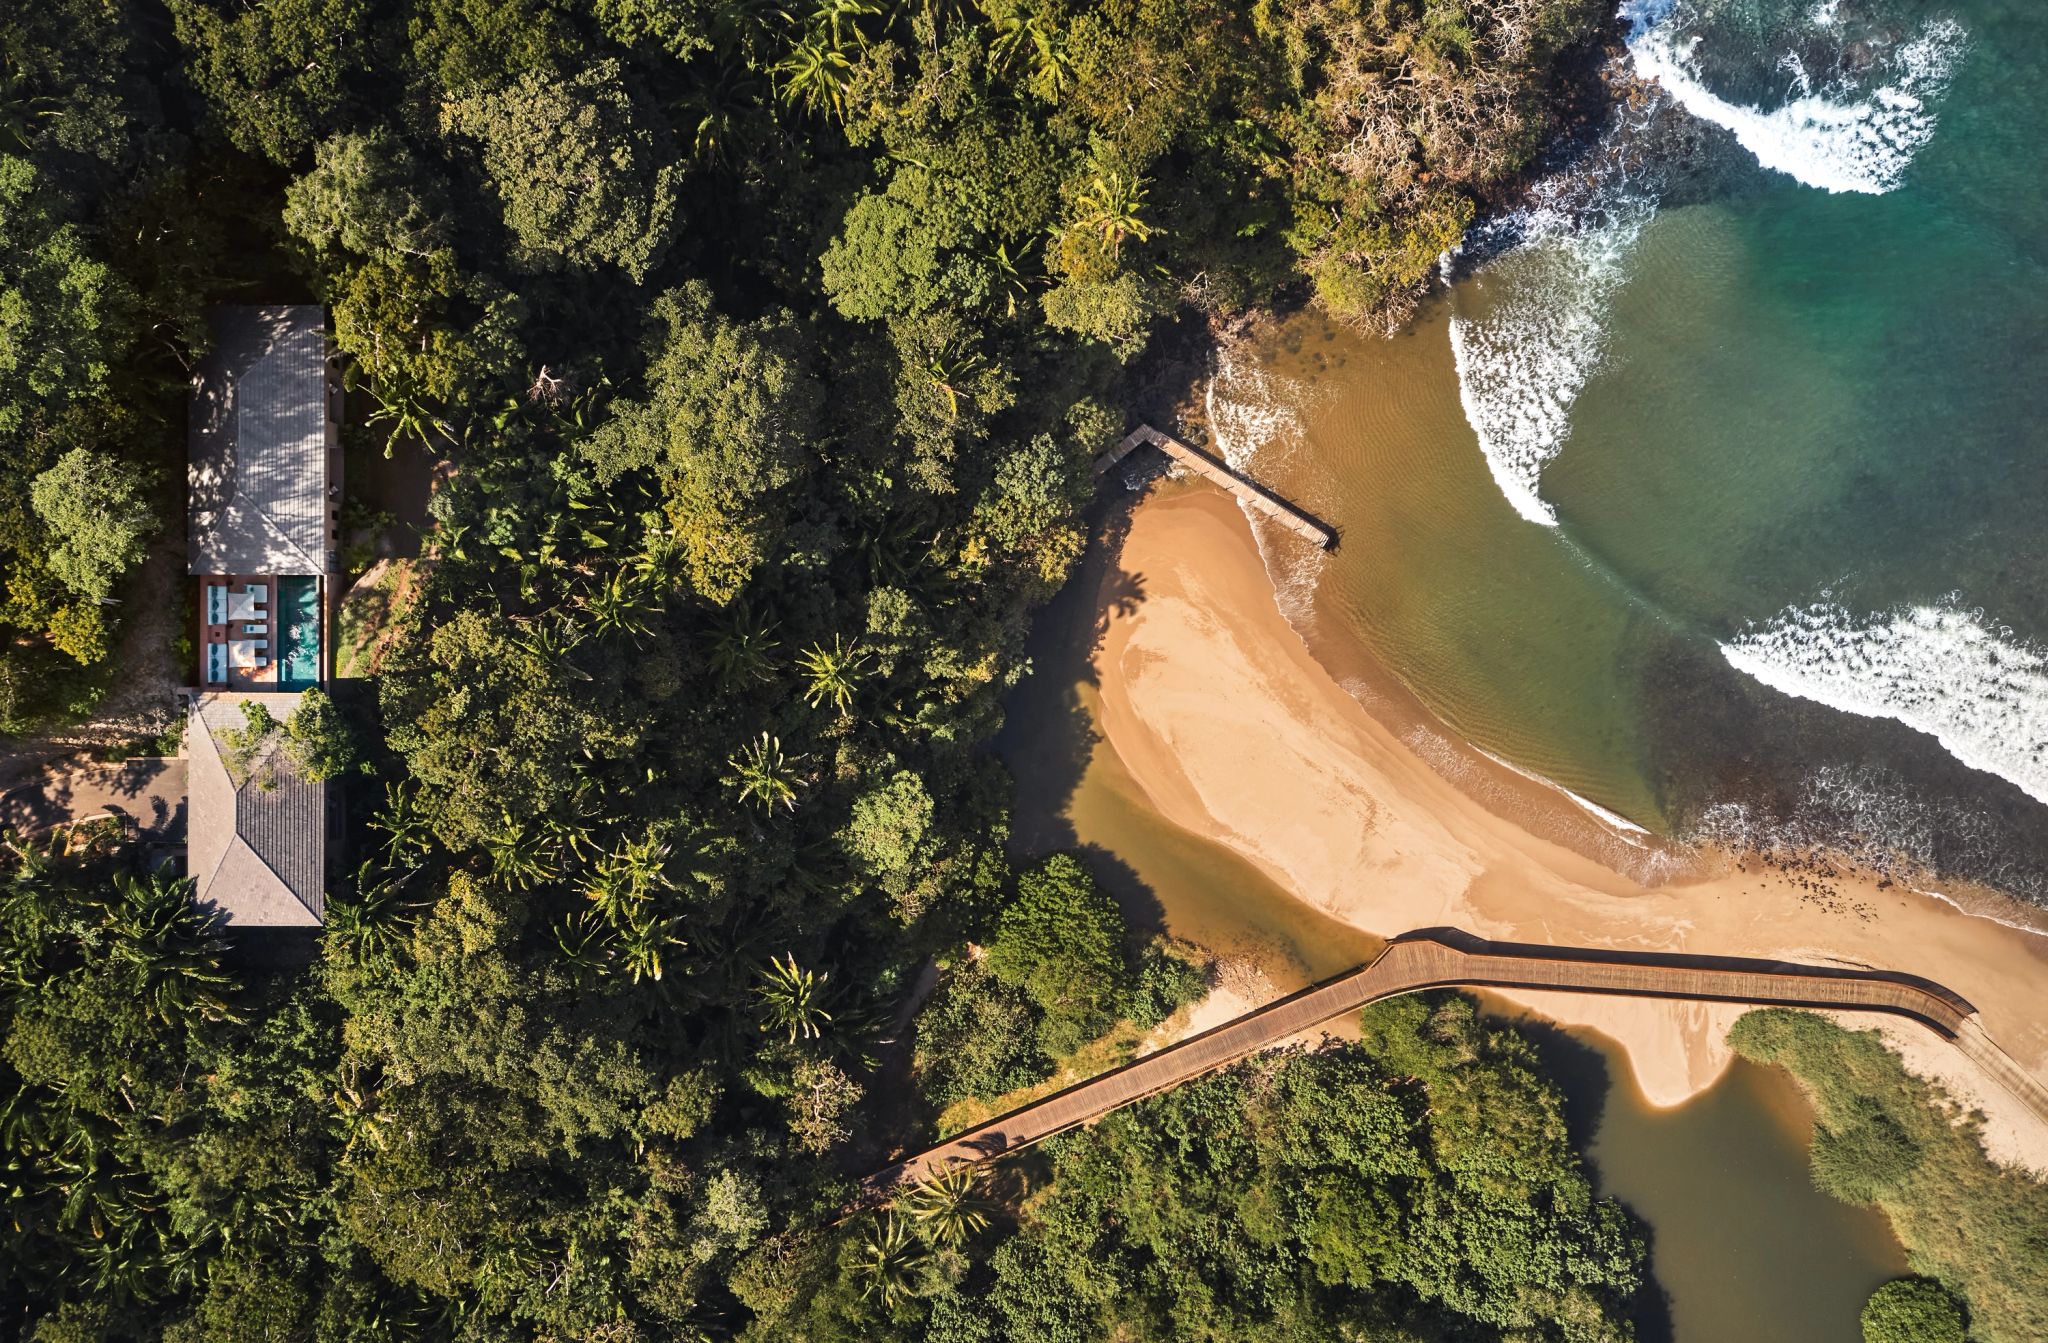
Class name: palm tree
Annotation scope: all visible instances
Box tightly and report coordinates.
[537,807,600,867]
[327,862,421,965]
[711,604,781,688]
[613,830,676,894]
[855,1213,929,1308]
[755,953,832,1042]
[516,610,592,680]
[538,374,611,440]
[676,55,767,167]
[853,513,931,587]
[371,783,436,864]
[896,1168,993,1247]
[1068,167,1158,259]
[809,0,882,49]
[582,830,674,923]
[584,566,661,644]
[617,905,686,984]
[986,239,1034,318]
[918,340,990,421]
[773,34,857,121]
[357,372,456,458]
[725,733,802,814]
[797,634,867,714]
[0,49,58,154]
[332,1069,392,1158]
[553,912,616,984]
[984,0,1070,98]
[629,524,687,596]
[484,822,554,891]
[106,873,240,1030]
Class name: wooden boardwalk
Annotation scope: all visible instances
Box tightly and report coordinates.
[1096,424,1336,548]
[855,928,2038,1208]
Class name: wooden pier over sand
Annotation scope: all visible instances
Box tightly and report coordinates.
[856,928,2047,1208]
[1097,424,1336,549]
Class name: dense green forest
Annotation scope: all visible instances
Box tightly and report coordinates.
[0,0,1634,1337]
[772,996,1650,1342]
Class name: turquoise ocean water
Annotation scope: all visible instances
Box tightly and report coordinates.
[1210,0,2048,902]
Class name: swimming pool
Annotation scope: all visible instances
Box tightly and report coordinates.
[277,577,321,688]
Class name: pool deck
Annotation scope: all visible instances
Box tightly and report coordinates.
[198,574,324,691]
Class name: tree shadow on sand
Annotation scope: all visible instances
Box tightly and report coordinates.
[989,461,1188,938]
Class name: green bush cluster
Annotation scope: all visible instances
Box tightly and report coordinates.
[1731,1009,2048,1343]
[914,853,1207,1105]
[1860,1277,1967,1343]
[782,994,1650,1340]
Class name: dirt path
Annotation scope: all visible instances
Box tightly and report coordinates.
[0,758,187,838]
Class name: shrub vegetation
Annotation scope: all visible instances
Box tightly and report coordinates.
[773,994,1651,1340]
[1731,1009,2048,1343]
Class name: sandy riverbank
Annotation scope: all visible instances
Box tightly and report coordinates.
[1087,484,2048,1171]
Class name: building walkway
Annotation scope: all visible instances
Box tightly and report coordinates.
[857,928,2046,1206]
[1095,424,1336,548]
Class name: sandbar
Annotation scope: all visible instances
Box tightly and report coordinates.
[1085,484,2048,1170]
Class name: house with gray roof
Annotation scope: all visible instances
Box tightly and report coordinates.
[190,306,339,578]
[186,693,328,927]
[190,306,340,695]
[185,306,340,928]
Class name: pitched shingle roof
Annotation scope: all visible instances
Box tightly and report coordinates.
[189,306,333,577]
[187,693,327,926]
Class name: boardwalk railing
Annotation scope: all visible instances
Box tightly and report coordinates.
[1096,424,1336,548]
[854,928,2039,1208]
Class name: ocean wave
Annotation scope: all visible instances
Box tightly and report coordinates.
[1447,191,1653,527]
[1204,346,1316,477]
[1449,0,1965,526]
[1623,0,1966,196]
[1689,761,2048,910]
[1720,597,2048,806]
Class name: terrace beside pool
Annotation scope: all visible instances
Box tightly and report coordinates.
[197,575,324,691]
[188,305,340,694]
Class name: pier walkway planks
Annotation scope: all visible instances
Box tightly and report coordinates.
[1095,424,1336,548]
[856,928,2034,1207]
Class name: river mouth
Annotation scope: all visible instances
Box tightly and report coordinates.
[996,498,1384,981]
[995,484,1912,1343]
[1191,0,2048,908]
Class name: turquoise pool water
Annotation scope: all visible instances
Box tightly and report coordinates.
[278,577,321,688]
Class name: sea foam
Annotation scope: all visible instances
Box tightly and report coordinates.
[1447,192,1652,528]
[1623,0,1966,196]
[1721,598,2048,805]
[1450,0,1965,526]
[1204,347,1328,625]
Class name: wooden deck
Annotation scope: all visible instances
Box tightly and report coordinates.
[1095,424,1336,548]
[855,928,2040,1207]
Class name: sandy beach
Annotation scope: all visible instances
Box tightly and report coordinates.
[1084,484,2048,1170]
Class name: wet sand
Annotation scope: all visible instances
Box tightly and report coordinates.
[1085,484,2048,1170]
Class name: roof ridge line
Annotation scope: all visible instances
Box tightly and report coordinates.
[244,494,323,575]
[233,831,324,921]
